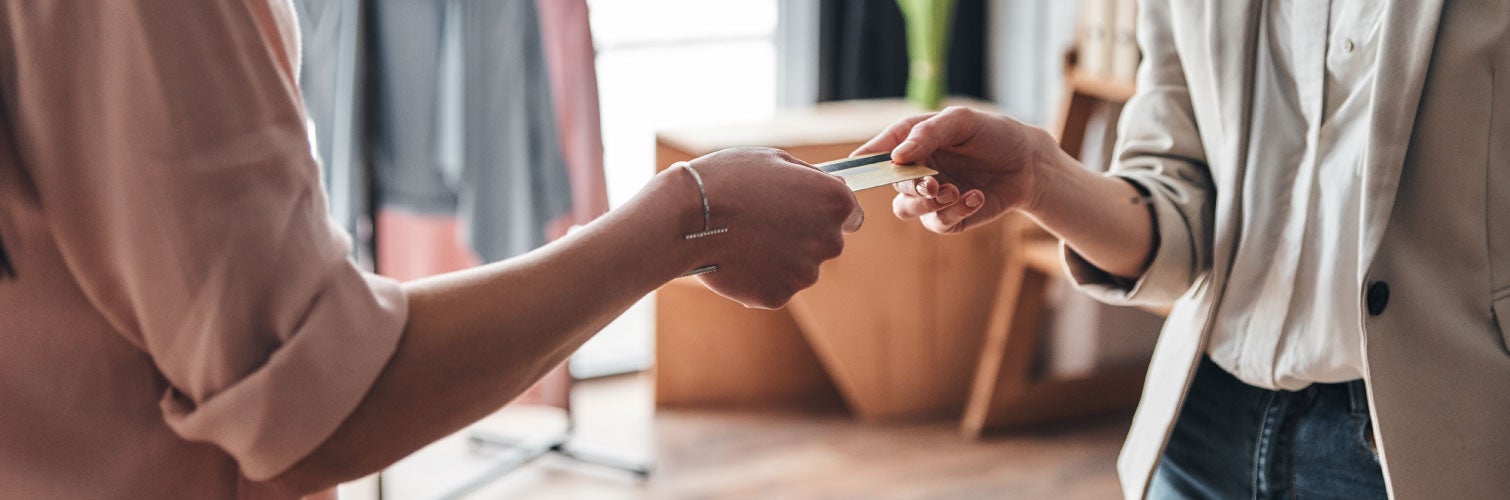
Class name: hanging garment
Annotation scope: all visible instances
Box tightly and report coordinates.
[297,0,606,411]
[452,0,574,261]
[536,0,610,234]
[293,0,372,266]
[366,0,574,268]
[366,0,471,279]
[299,0,587,268]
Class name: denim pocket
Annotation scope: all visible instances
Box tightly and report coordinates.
[1355,416,1381,464]
[1346,381,1380,463]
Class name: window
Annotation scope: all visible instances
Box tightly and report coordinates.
[572,0,781,377]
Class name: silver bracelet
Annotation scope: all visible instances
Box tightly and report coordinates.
[675,161,726,276]
[677,161,729,240]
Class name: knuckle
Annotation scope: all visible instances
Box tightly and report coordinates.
[912,120,939,136]
[892,195,910,215]
[830,197,854,219]
[939,105,972,119]
[800,265,821,288]
[893,195,920,219]
[911,198,938,215]
[922,214,954,234]
[764,289,793,309]
[893,115,924,133]
[884,119,909,135]
[933,206,958,224]
[825,236,846,259]
[826,186,857,213]
[938,210,969,230]
[746,292,776,310]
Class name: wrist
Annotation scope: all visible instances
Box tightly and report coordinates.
[1020,143,1080,218]
[637,164,722,279]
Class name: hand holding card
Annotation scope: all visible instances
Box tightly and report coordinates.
[851,106,1054,234]
[675,147,861,309]
[817,152,939,192]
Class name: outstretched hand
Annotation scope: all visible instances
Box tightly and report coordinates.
[852,106,1060,234]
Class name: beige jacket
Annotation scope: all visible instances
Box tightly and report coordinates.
[1063,1,1510,498]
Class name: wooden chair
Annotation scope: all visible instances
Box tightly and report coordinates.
[959,48,1157,438]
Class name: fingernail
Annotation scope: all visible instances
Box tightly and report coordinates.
[894,140,917,159]
[922,178,939,198]
[937,188,957,205]
[964,191,984,208]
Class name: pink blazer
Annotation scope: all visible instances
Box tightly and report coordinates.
[0,1,407,497]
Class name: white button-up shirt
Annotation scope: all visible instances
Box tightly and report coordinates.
[1206,0,1385,391]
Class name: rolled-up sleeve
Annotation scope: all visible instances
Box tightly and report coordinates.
[1061,0,1215,307]
[1,0,406,480]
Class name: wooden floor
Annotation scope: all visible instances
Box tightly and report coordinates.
[362,373,1130,499]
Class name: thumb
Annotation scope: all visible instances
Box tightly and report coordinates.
[841,190,865,233]
[892,107,978,164]
[851,113,932,158]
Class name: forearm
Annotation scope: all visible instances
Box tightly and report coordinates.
[1024,151,1156,279]
[271,171,706,492]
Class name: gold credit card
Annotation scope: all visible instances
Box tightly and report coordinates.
[816,152,938,192]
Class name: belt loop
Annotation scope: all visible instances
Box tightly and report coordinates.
[1347,380,1370,417]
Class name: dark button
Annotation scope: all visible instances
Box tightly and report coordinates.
[1366,281,1390,316]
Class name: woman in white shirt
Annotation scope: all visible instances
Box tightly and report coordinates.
[863,1,1510,498]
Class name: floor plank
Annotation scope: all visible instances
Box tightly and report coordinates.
[371,373,1128,499]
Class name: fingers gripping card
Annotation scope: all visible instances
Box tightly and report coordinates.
[817,153,938,192]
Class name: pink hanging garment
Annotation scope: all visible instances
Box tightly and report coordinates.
[537,0,610,237]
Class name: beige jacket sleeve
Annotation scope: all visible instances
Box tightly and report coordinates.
[1061,0,1216,307]
[0,0,407,481]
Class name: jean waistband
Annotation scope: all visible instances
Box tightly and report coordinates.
[1199,356,1370,416]
[1345,379,1370,416]
[1306,377,1370,417]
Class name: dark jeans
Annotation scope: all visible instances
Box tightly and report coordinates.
[1147,356,1387,499]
